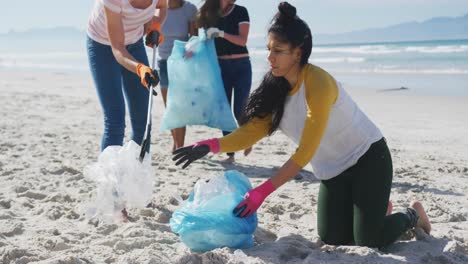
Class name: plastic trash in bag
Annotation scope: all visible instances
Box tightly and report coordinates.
[170,170,257,251]
[160,33,238,132]
[84,141,154,223]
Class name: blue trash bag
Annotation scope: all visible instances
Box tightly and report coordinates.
[170,170,258,251]
[160,34,238,132]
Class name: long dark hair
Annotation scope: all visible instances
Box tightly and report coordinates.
[196,0,221,29]
[240,2,313,134]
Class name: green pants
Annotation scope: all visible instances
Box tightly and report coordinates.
[317,138,411,248]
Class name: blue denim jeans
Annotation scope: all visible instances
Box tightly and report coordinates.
[218,57,252,156]
[87,36,151,151]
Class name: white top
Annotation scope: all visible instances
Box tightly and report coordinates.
[87,0,158,45]
[279,81,383,180]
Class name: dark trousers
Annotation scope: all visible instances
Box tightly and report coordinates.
[317,138,411,248]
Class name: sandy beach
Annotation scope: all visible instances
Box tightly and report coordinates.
[1,70,467,263]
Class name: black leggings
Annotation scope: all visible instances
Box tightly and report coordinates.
[317,138,412,248]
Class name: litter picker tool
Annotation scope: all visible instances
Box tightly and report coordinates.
[139,29,161,162]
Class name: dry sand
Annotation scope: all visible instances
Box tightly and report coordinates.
[1,70,467,263]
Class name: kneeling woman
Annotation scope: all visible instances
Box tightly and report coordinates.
[173,2,431,248]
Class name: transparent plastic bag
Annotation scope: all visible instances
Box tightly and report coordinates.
[161,34,238,132]
[84,141,154,222]
[170,170,257,251]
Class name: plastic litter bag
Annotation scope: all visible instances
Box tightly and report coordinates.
[170,170,257,251]
[160,34,238,132]
[84,141,154,222]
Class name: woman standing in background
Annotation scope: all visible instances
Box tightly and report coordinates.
[156,0,198,151]
[197,0,253,163]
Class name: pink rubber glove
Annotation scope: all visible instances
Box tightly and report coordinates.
[194,138,220,153]
[233,179,276,218]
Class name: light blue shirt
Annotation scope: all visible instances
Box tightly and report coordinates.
[157,1,198,60]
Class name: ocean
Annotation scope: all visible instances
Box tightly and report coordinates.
[250,39,468,96]
[1,38,467,96]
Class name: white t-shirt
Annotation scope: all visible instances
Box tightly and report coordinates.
[279,81,383,180]
[87,0,158,45]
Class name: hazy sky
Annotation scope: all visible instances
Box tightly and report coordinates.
[2,0,468,35]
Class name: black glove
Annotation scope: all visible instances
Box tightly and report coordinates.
[172,144,210,169]
[145,30,161,48]
[145,69,159,96]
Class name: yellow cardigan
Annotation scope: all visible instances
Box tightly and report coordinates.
[219,64,338,167]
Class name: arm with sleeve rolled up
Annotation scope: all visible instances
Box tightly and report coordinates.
[234,76,338,218]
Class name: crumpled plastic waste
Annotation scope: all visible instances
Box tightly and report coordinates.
[84,141,154,222]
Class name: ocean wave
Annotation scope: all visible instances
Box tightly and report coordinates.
[250,62,468,75]
[0,51,84,59]
[405,45,468,53]
[249,46,401,55]
[0,60,88,71]
[330,67,468,75]
[313,45,468,55]
[314,45,401,54]
[313,57,366,63]
[249,50,367,63]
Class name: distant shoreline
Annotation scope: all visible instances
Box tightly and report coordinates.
[2,26,468,48]
[314,38,468,47]
[247,37,468,49]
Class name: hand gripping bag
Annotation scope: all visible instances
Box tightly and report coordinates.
[170,170,257,251]
[160,34,238,132]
